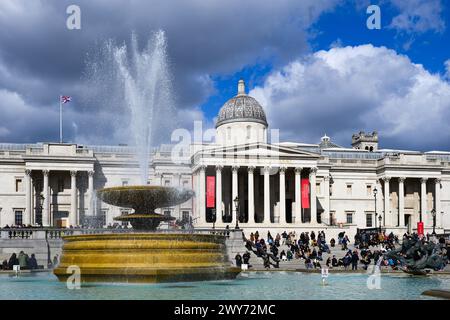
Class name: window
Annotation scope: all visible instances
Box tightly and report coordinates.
[366,185,372,196]
[346,212,354,224]
[164,180,171,186]
[58,178,65,192]
[246,125,251,139]
[122,180,129,186]
[182,211,190,223]
[15,179,23,192]
[15,210,23,226]
[100,210,107,226]
[147,180,151,185]
[227,127,231,140]
[329,211,336,226]
[366,213,373,227]
[316,182,321,195]
[164,210,171,217]
[183,180,189,188]
[346,184,352,196]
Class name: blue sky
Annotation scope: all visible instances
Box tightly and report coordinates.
[205,1,450,125]
[0,0,449,150]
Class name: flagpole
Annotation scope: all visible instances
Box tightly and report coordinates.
[59,95,62,143]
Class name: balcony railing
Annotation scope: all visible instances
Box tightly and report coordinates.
[0,227,234,240]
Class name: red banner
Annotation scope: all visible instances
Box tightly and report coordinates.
[301,178,310,209]
[206,176,215,208]
[417,222,424,236]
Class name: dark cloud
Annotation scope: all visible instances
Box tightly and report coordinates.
[0,0,340,144]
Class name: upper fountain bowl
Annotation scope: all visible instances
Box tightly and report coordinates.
[97,186,195,214]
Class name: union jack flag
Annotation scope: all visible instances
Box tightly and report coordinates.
[61,96,71,104]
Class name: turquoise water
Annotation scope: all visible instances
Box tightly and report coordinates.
[0,271,448,300]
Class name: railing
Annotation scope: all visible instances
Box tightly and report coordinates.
[0,228,235,240]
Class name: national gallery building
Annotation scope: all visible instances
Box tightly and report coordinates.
[0,80,449,237]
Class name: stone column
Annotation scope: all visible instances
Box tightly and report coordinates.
[70,171,78,227]
[435,179,442,228]
[398,177,405,227]
[382,177,390,227]
[310,167,317,224]
[294,167,302,225]
[88,170,94,216]
[279,166,286,224]
[231,166,239,225]
[42,170,50,227]
[199,166,206,225]
[25,169,32,226]
[323,175,330,225]
[215,165,223,223]
[263,166,271,224]
[420,178,427,223]
[247,166,255,225]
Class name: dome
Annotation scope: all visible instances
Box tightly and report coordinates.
[215,80,268,128]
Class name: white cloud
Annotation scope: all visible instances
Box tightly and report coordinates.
[250,44,450,151]
[445,59,450,80]
[389,0,445,34]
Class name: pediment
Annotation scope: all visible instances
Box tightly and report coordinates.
[198,142,320,160]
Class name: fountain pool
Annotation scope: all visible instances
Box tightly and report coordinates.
[2,271,448,300]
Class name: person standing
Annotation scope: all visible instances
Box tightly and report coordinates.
[235,253,242,267]
[351,250,359,271]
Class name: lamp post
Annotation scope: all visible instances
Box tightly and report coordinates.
[212,208,216,230]
[234,196,240,230]
[373,187,378,228]
[37,194,44,226]
[378,215,382,232]
[431,209,436,235]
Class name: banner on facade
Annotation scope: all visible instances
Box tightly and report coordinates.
[206,176,215,208]
[417,221,424,236]
[301,178,310,209]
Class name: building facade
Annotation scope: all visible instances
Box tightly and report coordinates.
[0,80,449,238]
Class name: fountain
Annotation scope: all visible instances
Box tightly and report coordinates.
[53,31,240,283]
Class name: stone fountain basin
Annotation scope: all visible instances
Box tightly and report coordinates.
[97,186,194,213]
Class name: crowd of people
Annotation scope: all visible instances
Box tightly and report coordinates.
[0,252,60,271]
[241,229,449,271]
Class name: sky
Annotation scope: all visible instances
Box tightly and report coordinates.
[0,0,449,151]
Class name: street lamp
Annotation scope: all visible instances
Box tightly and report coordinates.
[378,215,382,232]
[373,187,378,228]
[212,208,216,230]
[37,194,45,226]
[234,196,240,230]
[431,209,436,235]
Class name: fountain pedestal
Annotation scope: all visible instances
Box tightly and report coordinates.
[54,233,240,283]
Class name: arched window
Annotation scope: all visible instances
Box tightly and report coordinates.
[227,127,231,140]
[246,125,251,139]
[365,146,369,150]
[370,146,374,152]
